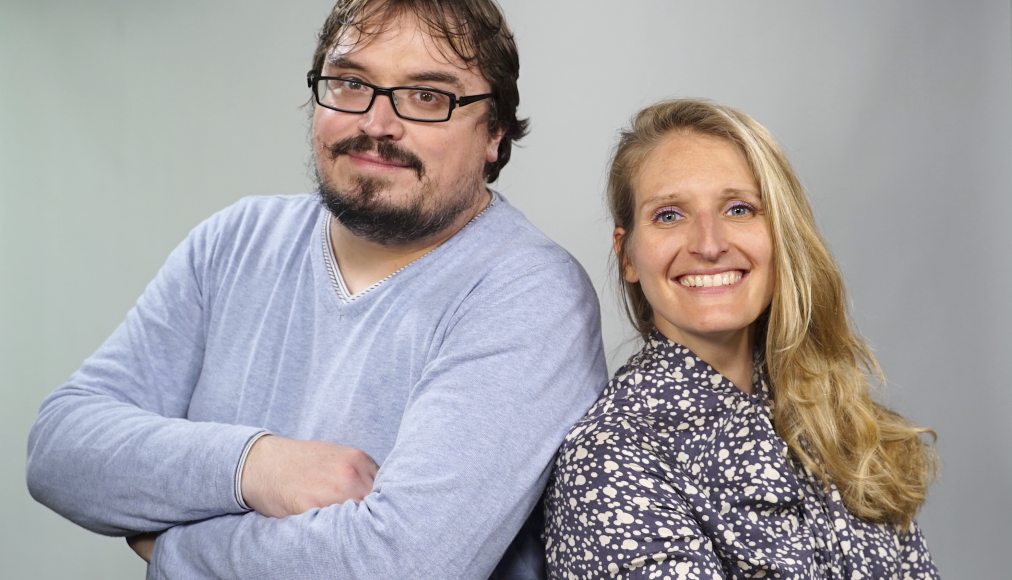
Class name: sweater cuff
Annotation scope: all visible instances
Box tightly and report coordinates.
[234,430,271,511]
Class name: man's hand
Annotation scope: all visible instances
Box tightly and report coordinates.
[127,532,159,563]
[241,435,378,518]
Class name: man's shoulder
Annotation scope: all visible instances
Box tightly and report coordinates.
[172,194,322,275]
[206,193,320,231]
[192,193,320,246]
[458,194,587,281]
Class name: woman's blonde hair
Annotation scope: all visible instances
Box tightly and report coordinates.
[608,98,936,527]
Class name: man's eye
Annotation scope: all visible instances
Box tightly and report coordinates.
[337,78,367,91]
[409,90,449,109]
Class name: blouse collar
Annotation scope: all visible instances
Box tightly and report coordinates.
[642,327,770,403]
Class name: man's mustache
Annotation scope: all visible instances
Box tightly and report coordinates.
[326,134,425,179]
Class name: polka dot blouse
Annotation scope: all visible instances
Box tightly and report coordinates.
[543,330,939,579]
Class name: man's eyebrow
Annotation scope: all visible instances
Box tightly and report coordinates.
[325,55,365,71]
[324,55,466,91]
[404,71,465,92]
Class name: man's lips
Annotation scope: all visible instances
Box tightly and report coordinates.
[325,134,425,178]
[346,152,412,170]
[675,269,747,288]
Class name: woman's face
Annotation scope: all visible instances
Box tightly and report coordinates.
[616,130,775,349]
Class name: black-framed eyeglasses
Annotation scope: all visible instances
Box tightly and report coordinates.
[307,70,493,123]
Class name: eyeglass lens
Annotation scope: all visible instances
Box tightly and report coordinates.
[317,78,453,121]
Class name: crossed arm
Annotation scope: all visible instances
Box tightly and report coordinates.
[140,280,604,578]
[128,434,380,561]
[26,216,607,577]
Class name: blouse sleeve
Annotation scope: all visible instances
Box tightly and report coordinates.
[544,412,726,579]
[896,520,941,579]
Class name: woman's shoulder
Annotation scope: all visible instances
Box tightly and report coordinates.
[556,402,667,468]
[569,338,741,446]
[544,363,728,578]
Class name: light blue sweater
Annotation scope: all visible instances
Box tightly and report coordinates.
[27,193,608,579]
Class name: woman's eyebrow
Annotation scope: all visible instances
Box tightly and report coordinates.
[637,192,685,212]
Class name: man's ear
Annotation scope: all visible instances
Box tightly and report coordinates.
[485,126,505,164]
[613,227,638,283]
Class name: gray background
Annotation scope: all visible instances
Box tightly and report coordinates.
[2,1,1009,577]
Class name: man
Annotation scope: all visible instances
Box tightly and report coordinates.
[26,1,607,577]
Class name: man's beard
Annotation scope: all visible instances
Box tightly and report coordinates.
[316,134,484,246]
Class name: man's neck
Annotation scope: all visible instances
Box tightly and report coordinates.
[330,190,492,295]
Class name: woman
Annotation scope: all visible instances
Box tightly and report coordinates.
[543,99,938,578]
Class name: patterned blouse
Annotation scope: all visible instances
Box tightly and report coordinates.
[543,331,939,579]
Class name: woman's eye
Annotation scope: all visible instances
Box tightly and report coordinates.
[727,203,756,217]
[652,208,682,224]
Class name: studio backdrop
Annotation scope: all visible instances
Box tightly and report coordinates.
[2,1,1009,577]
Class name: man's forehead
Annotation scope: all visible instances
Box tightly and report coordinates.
[326,12,481,79]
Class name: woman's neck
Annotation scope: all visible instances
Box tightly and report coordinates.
[659,326,756,394]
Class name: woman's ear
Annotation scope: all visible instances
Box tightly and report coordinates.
[613,227,639,283]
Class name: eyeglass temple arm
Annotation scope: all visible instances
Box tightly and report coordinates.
[456,93,493,108]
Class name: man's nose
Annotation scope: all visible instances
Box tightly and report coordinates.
[358,93,405,140]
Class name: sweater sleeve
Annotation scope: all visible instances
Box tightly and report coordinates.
[147,258,608,579]
[25,206,264,536]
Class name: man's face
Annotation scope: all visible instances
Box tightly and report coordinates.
[313,13,503,245]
